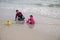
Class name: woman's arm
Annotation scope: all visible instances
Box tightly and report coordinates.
[15,14,17,21]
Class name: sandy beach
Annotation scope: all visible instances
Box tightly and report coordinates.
[0,3,60,40]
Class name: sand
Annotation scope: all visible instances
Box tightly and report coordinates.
[0,3,60,40]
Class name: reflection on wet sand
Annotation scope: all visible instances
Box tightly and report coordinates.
[27,24,35,29]
[15,21,25,24]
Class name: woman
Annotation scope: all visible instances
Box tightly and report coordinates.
[15,10,25,21]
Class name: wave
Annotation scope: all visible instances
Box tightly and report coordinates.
[0,2,60,19]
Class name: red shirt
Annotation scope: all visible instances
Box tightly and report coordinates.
[15,12,23,18]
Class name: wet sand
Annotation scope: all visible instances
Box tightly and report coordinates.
[0,15,60,40]
[0,3,60,40]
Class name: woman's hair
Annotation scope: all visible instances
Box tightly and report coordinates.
[16,10,19,12]
[30,15,33,17]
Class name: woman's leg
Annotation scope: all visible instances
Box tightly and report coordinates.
[22,16,25,21]
[18,16,25,21]
[18,17,22,21]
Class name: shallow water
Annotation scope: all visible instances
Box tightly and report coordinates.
[0,3,60,40]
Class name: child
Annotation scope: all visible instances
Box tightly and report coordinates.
[15,10,25,21]
[26,15,35,24]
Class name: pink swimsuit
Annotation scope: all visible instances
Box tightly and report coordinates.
[26,17,35,24]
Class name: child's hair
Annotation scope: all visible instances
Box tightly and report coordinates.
[30,15,33,17]
[16,10,19,12]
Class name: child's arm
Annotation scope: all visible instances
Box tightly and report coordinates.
[15,14,17,21]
